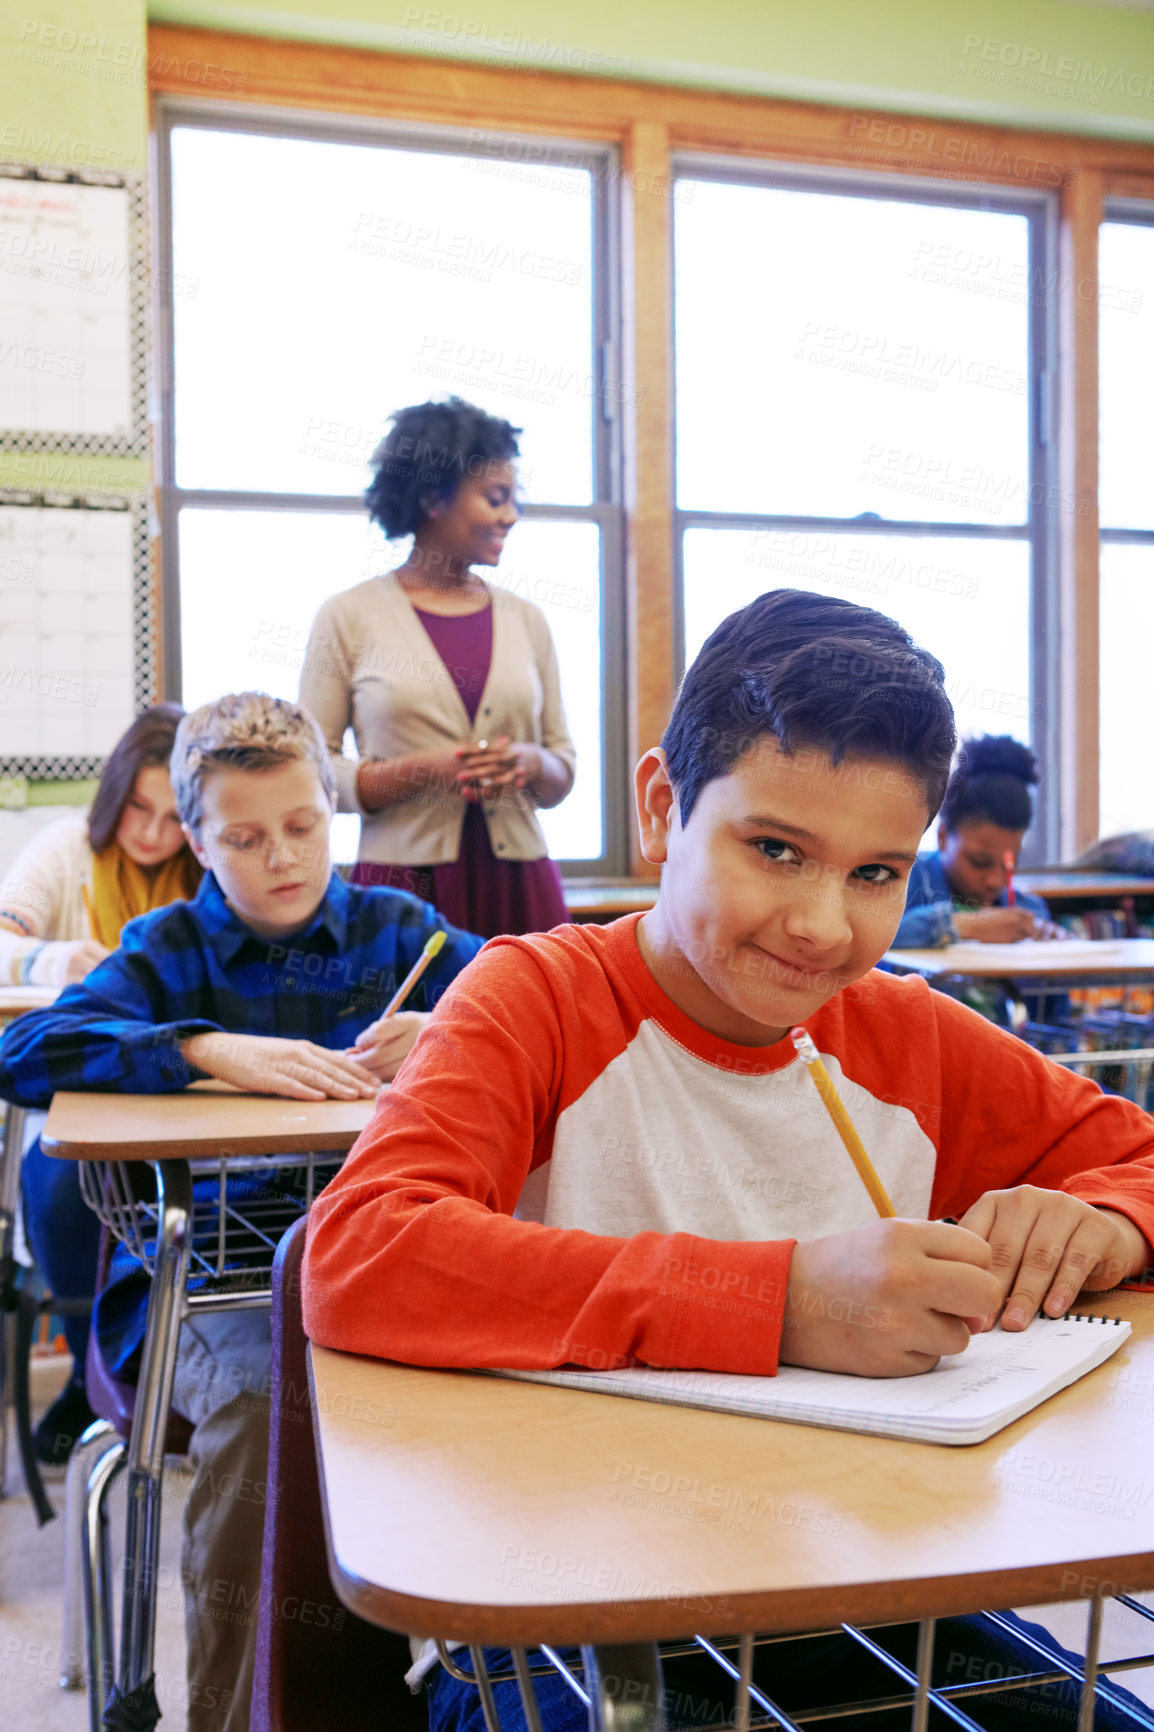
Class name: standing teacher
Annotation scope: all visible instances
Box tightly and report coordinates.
[299,397,576,939]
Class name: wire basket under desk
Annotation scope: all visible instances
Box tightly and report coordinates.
[77,1151,340,1288]
[436,1596,1154,1732]
[1044,1046,1154,1112]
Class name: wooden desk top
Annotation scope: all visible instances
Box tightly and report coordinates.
[1017,872,1154,901]
[883,938,1154,980]
[0,984,58,1016]
[558,874,1154,920]
[309,1293,1154,1648]
[42,1083,377,1162]
[562,880,660,918]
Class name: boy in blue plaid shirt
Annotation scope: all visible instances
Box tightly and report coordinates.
[0,693,483,1732]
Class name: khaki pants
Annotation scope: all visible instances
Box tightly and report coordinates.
[172,1311,272,1732]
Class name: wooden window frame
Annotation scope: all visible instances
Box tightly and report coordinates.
[150,25,1154,868]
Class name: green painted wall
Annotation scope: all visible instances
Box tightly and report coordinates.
[0,0,149,493]
[146,0,1154,141]
[1,0,149,176]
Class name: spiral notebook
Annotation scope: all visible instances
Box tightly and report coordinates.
[495,1314,1131,1446]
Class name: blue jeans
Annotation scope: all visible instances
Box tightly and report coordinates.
[21,1135,99,1365]
[428,1614,1152,1732]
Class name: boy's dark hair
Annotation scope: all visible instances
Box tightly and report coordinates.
[88,703,187,853]
[940,734,1038,833]
[365,397,521,539]
[662,589,956,823]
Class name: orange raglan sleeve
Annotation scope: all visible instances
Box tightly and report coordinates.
[302,935,794,1373]
[918,978,1154,1257]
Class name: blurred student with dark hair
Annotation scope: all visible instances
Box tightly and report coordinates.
[893,734,1064,948]
[299,396,575,940]
[0,703,201,1461]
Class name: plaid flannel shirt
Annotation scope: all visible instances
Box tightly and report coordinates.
[0,870,484,1109]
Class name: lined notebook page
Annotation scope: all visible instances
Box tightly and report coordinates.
[495,1315,1131,1446]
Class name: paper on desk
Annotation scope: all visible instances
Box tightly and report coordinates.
[495,1315,1131,1446]
[941,941,1124,967]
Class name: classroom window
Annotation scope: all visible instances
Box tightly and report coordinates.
[673,167,1054,854]
[158,109,622,870]
[1098,212,1154,840]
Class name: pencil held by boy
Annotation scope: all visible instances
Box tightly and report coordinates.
[304,591,1154,1389]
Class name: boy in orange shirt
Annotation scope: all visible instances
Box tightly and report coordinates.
[305,590,1154,1732]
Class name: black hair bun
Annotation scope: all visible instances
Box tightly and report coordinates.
[955,734,1039,786]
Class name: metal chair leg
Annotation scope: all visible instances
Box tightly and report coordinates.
[108,1158,192,1732]
[62,1419,119,1690]
[83,1434,128,1732]
[581,1643,666,1732]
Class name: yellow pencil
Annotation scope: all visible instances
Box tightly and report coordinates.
[789,1025,896,1218]
[382,929,447,1018]
[81,884,97,941]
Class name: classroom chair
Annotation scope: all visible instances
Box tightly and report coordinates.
[59,1229,193,1715]
[250,1215,423,1732]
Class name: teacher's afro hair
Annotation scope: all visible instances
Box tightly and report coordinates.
[364,398,521,539]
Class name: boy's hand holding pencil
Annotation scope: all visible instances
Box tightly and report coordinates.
[783,1024,1001,1376]
[347,1010,430,1083]
[345,929,446,1083]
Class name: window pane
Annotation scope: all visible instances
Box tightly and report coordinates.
[675,183,1030,525]
[1099,220,1154,531]
[179,508,382,864]
[179,508,384,712]
[171,128,594,504]
[1100,544,1154,836]
[178,507,599,864]
[489,517,602,863]
[683,528,1032,750]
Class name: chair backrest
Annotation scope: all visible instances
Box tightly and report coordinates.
[250,1216,423,1732]
[85,1227,193,1452]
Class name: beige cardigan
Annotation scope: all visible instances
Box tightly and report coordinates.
[299,575,576,865]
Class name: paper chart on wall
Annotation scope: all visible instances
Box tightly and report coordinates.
[0,178,134,440]
[0,503,135,759]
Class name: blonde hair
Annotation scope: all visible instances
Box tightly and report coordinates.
[172,692,336,834]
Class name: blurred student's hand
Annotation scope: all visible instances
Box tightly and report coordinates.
[347,1010,429,1081]
[953,907,1058,943]
[179,1031,379,1101]
[957,1186,1152,1331]
[58,939,111,985]
[779,1218,1001,1377]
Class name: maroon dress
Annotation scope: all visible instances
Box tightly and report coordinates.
[350,605,569,940]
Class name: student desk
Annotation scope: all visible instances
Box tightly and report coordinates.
[883,939,1154,1029]
[42,1086,376,1729]
[882,939,1154,983]
[0,983,59,1226]
[562,880,659,923]
[1015,874,1154,904]
[310,1293,1154,1732]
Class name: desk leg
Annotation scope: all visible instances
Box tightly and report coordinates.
[912,1618,935,1732]
[581,1643,666,1732]
[1078,1599,1103,1732]
[104,1159,191,1732]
